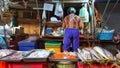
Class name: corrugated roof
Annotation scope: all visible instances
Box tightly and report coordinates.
[95,0,120,3]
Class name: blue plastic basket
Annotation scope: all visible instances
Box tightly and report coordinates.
[98,32,114,40]
[18,40,37,51]
[45,28,53,34]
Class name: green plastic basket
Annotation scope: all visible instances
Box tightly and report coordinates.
[45,41,61,47]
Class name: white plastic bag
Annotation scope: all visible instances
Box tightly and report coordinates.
[54,2,63,17]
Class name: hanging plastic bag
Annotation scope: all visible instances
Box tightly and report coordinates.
[42,10,46,19]
[79,0,89,2]
[79,5,89,23]
[3,0,9,12]
[54,2,63,17]
[0,36,7,49]
[89,6,93,17]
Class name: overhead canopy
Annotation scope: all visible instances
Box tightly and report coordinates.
[95,0,120,3]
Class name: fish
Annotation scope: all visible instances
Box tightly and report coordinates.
[93,46,109,59]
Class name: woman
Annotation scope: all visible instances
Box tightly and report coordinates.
[62,7,84,52]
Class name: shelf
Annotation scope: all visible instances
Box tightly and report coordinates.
[40,35,115,43]
[44,34,63,38]
[45,22,62,27]
[43,34,85,39]
[9,1,87,10]
[41,34,85,42]
[44,1,87,3]
[17,18,39,23]
[10,1,87,3]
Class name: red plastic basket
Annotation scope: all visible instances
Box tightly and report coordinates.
[0,61,7,68]
[8,62,47,68]
[77,62,114,68]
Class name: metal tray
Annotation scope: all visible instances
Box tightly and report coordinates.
[0,59,22,62]
[23,57,47,62]
[49,57,78,62]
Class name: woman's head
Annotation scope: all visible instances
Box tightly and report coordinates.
[67,7,76,14]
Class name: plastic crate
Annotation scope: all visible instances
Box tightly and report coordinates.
[45,28,53,34]
[77,62,112,68]
[45,47,61,52]
[45,41,61,52]
[0,62,7,68]
[45,41,61,47]
[18,40,37,51]
[8,62,47,68]
[98,32,114,40]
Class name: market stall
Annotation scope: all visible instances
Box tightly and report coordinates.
[0,0,120,68]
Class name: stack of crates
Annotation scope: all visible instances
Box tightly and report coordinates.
[45,41,61,52]
[18,39,37,51]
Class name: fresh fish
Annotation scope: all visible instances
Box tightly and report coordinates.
[78,49,86,60]
[116,49,120,54]
[93,46,109,59]
[77,53,85,62]
[90,49,101,60]
[103,48,114,60]
[82,48,92,60]
[78,48,82,53]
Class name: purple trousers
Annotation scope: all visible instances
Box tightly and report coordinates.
[63,28,80,52]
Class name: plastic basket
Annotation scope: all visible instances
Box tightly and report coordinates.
[45,41,61,47]
[77,62,112,68]
[18,40,37,51]
[45,47,61,52]
[98,32,114,40]
[57,61,74,68]
[8,62,47,68]
[45,41,61,52]
[45,28,53,34]
[0,62,7,68]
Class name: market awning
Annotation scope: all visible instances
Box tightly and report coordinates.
[95,0,120,3]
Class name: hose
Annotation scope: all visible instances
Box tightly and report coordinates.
[105,0,119,23]
[100,0,119,33]
[101,0,111,22]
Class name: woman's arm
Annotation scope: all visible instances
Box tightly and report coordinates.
[62,17,67,29]
[79,18,84,30]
